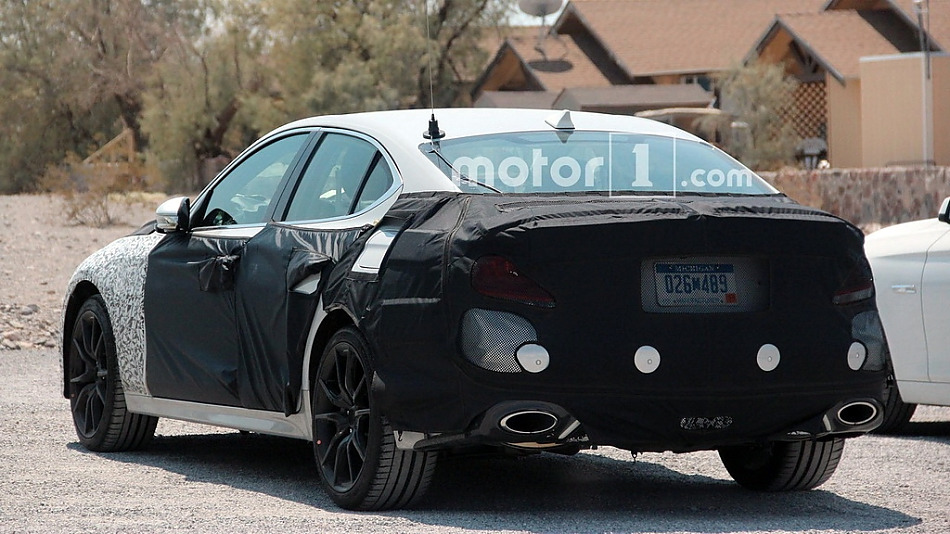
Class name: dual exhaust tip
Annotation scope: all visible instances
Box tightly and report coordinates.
[492,400,881,440]
[483,401,572,439]
[836,401,879,426]
[499,410,560,435]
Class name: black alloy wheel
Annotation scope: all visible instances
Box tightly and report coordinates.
[67,295,157,451]
[313,335,372,494]
[312,326,437,510]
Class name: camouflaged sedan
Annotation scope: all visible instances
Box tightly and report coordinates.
[64,108,892,510]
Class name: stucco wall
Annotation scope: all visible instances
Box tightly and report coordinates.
[763,166,950,230]
[826,77,863,168]
[933,55,950,166]
[858,54,950,167]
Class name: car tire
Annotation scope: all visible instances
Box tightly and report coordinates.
[719,438,844,491]
[67,295,158,452]
[311,326,437,510]
[875,386,917,434]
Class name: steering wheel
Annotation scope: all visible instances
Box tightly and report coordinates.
[204,208,237,227]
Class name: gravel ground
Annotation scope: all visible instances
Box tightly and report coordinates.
[0,194,156,350]
[1,349,948,533]
[1,193,949,533]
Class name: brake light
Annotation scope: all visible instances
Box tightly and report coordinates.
[471,256,556,308]
[833,259,875,305]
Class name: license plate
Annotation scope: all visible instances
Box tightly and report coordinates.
[655,263,739,307]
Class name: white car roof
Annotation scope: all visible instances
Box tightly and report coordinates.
[265,108,710,193]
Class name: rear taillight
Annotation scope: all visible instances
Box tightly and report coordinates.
[471,256,556,308]
[833,258,875,305]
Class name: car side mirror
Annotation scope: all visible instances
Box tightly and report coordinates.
[939,197,950,224]
[156,196,191,233]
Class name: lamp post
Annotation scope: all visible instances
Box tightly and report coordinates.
[914,0,933,166]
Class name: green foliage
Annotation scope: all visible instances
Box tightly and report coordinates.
[141,0,270,191]
[0,0,205,192]
[704,61,801,171]
[0,0,512,194]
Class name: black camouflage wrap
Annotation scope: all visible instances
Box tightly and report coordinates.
[145,192,890,452]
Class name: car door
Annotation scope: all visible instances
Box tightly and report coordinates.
[922,230,950,384]
[225,131,400,415]
[145,129,400,413]
[144,131,314,407]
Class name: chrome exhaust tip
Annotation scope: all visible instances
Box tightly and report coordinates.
[498,410,559,435]
[837,401,878,426]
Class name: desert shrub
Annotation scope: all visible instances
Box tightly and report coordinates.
[40,152,159,228]
[699,61,801,171]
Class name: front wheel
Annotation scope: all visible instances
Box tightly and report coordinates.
[67,295,157,451]
[311,326,437,510]
[719,438,844,491]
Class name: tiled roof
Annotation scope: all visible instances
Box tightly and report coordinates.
[556,0,828,76]
[494,27,616,91]
[771,10,905,79]
[473,91,560,108]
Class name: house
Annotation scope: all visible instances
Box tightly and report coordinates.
[475,0,950,168]
[753,0,950,167]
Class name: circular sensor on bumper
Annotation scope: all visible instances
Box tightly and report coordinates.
[847,341,868,371]
[757,344,781,372]
[516,344,550,373]
[634,346,661,374]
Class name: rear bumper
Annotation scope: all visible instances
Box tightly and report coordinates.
[387,389,887,453]
[371,299,890,452]
[374,358,888,452]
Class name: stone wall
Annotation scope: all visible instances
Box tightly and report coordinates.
[761,167,950,231]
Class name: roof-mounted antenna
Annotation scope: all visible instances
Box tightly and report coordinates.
[422,1,445,141]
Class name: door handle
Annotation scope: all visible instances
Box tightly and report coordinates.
[891,284,918,294]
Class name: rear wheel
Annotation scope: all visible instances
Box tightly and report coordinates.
[719,438,844,491]
[67,295,157,451]
[874,386,917,434]
[311,326,437,510]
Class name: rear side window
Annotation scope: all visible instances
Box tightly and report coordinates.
[284,133,393,222]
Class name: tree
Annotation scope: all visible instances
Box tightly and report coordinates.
[0,0,513,193]
[264,0,509,116]
[143,0,512,190]
[704,60,801,171]
[0,0,203,192]
[142,0,275,191]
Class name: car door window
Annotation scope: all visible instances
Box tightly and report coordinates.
[284,133,393,222]
[354,157,395,213]
[200,134,309,227]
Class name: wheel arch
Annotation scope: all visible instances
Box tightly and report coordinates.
[306,307,357,397]
[62,281,101,398]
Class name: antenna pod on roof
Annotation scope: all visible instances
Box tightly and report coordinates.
[424,113,445,140]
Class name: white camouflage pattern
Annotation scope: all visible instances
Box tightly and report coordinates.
[65,233,165,395]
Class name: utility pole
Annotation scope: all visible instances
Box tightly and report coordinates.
[914,0,933,166]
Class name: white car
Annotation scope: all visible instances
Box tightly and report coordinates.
[865,198,950,432]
